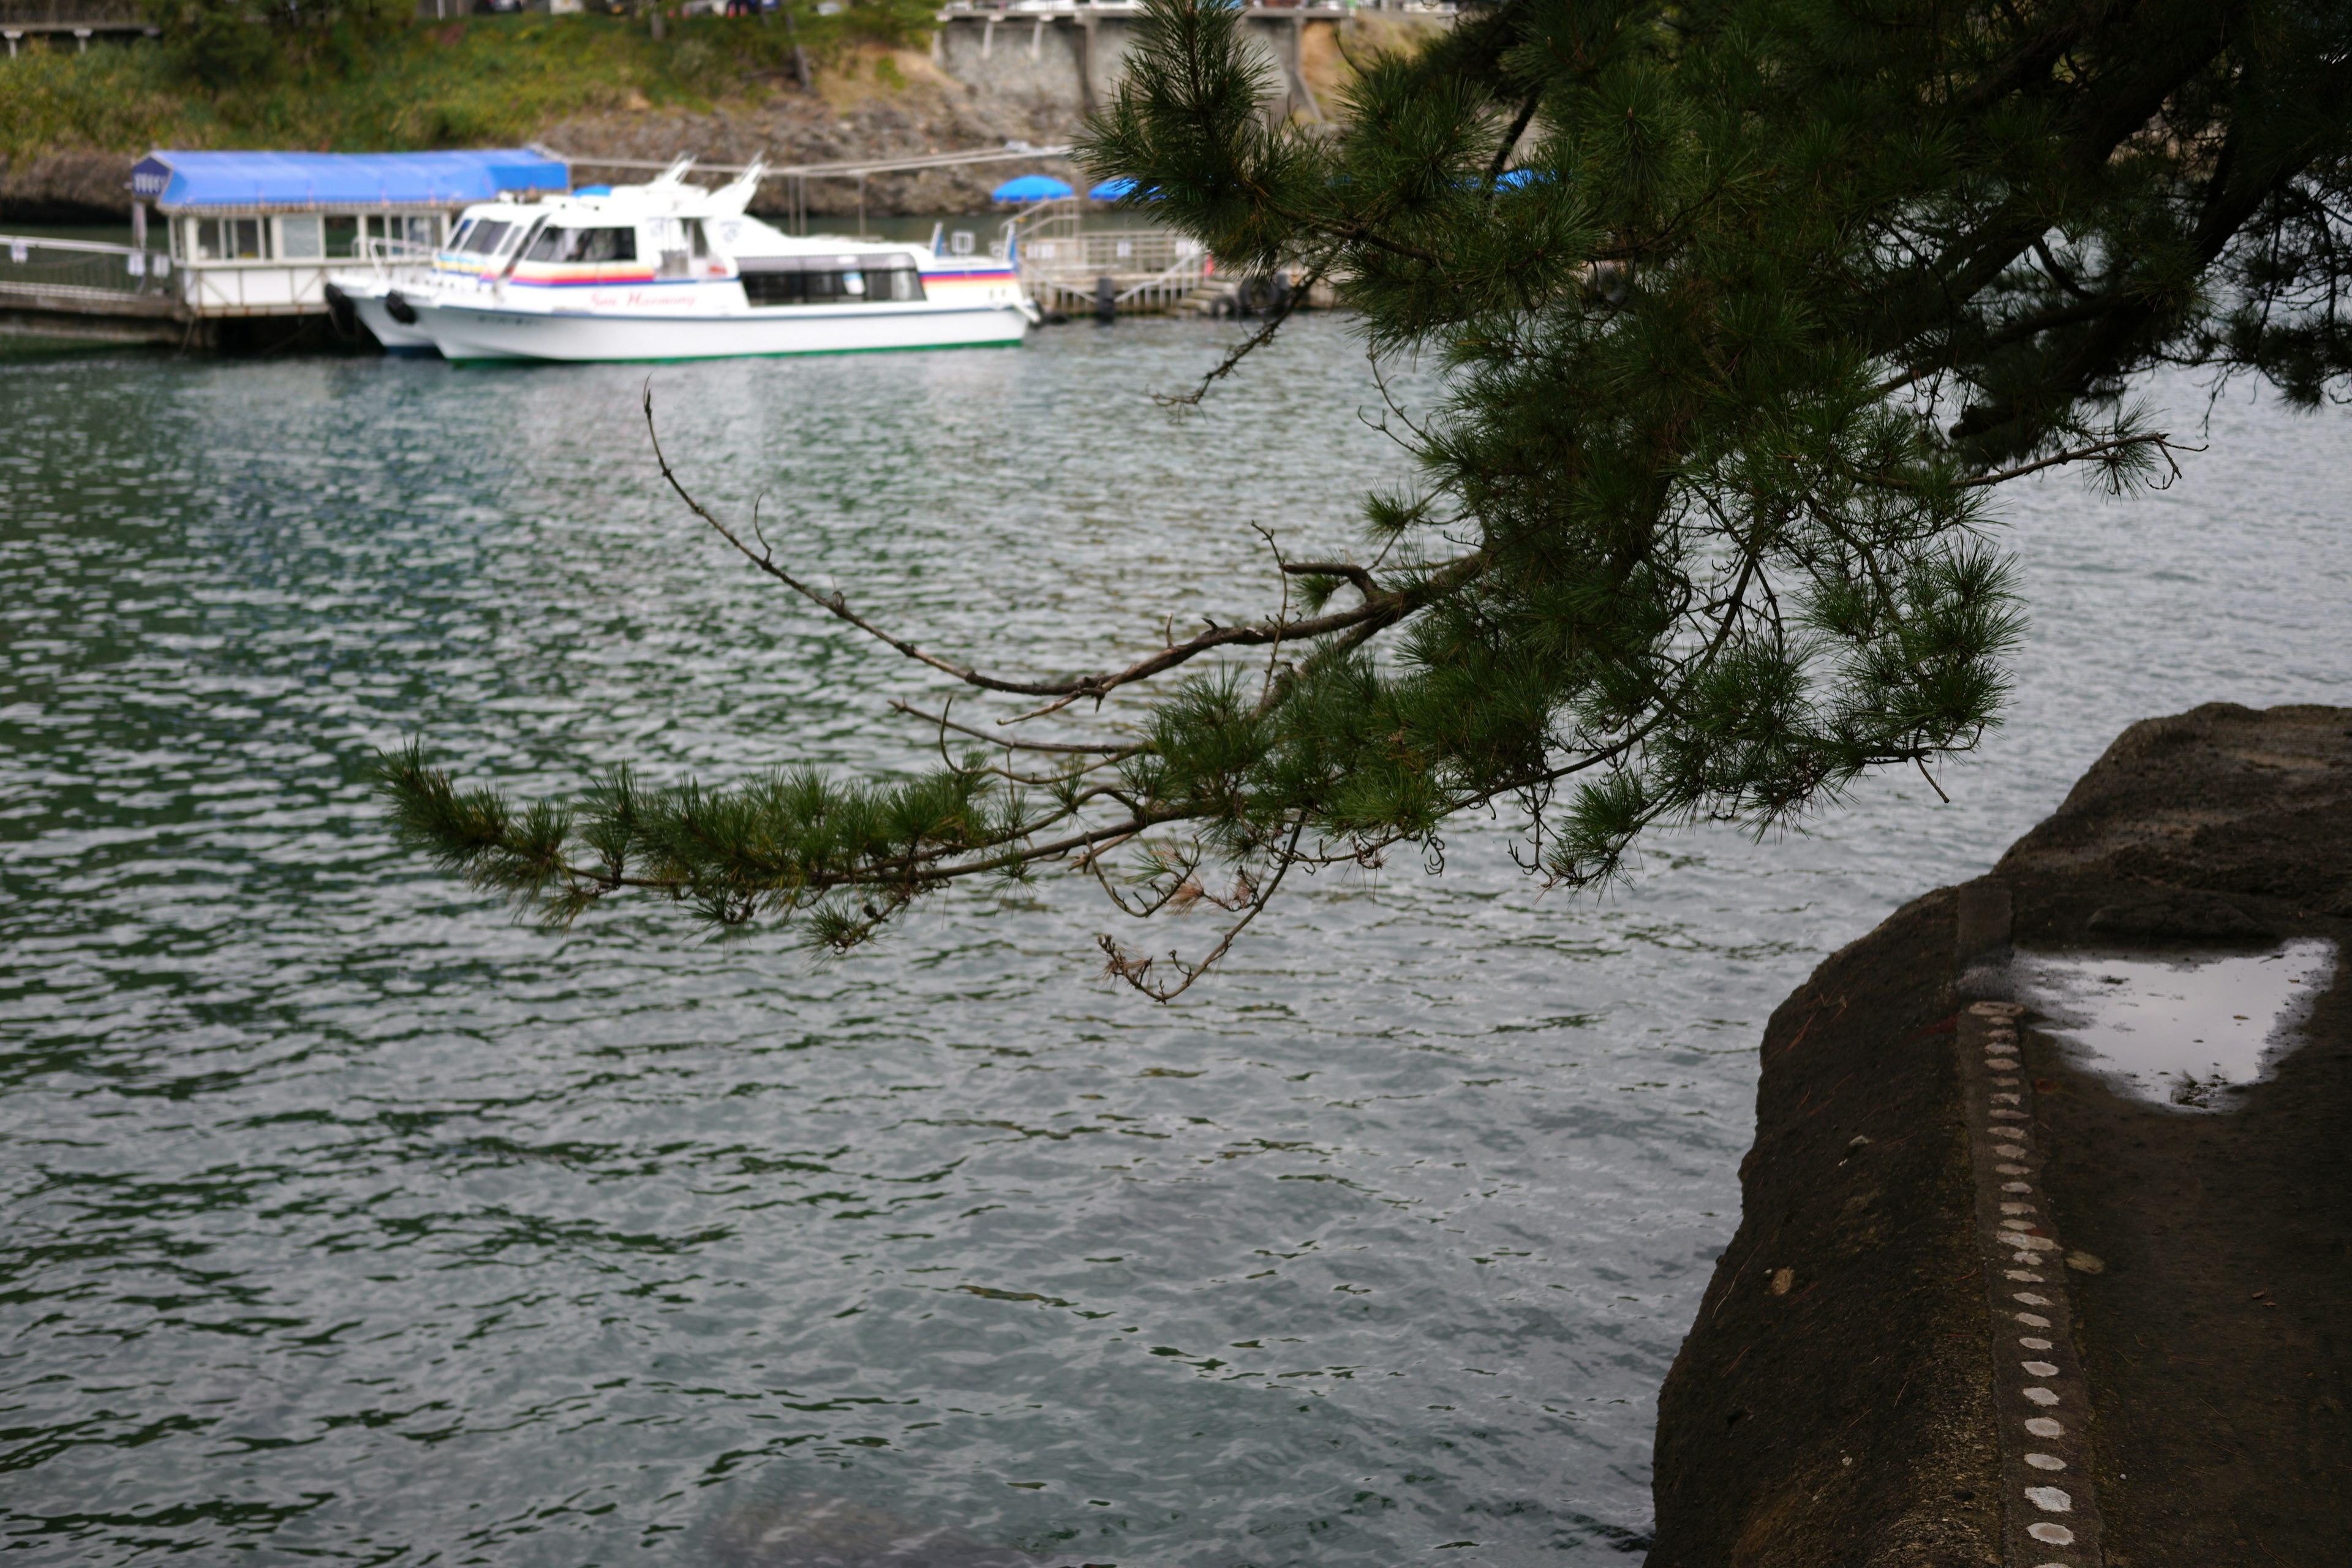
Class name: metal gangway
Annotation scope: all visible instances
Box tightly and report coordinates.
[1010,197,1215,316]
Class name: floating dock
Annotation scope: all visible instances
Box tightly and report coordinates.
[1,149,568,349]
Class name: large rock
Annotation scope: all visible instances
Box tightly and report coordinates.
[1647,703,2352,1567]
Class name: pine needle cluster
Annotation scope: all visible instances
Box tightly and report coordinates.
[377,0,2352,997]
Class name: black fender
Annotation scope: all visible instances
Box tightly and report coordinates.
[383,290,418,326]
[322,282,359,337]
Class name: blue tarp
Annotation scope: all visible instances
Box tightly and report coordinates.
[991,174,1074,203]
[131,149,570,211]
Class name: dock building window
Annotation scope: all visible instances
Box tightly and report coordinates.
[377,215,438,249]
[279,216,323,259]
[193,218,267,261]
[186,214,440,263]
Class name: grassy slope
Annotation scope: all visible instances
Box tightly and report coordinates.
[2,13,875,162]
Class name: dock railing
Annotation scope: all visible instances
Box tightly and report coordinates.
[0,0,154,47]
[0,232,187,344]
[0,232,174,304]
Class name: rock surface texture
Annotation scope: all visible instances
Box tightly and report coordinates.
[1646,703,2352,1567]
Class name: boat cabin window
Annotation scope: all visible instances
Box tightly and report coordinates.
[739,258,926,307]
[323,217,360,258]
[523,225,639,264]
[449,217,476,251]
[193,218,268,262]
[458,219,514,256]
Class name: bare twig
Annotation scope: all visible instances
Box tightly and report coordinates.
[645,383,1473,705]
[1154,258,1333,410]
[1953,431,2192,489]
[888,699,1142,756]
[1098,815,1308,1002]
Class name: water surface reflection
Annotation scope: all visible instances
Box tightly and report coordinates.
[1,322,2345,1563]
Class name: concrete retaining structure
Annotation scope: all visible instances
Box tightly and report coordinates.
[931,4,1352,125]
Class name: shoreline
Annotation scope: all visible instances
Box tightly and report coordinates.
[1647,702,2352,1566]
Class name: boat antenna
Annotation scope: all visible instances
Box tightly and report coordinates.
[711,160,767,216]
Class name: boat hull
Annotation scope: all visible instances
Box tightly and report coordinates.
[326,274,443,355]
[414,299,1028,363]
[350,295,440,355]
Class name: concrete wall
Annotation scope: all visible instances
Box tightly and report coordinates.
[931,6,1360,127]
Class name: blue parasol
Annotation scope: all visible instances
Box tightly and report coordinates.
[992,174,1074,203]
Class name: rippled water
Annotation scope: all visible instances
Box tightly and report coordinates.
[2,319,2345,1566]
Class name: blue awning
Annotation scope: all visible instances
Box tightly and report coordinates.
[992,174,1074,203]
[131,149,570,212]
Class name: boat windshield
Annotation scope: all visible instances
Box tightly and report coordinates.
[458,219,514,256]
[500,216,549,276]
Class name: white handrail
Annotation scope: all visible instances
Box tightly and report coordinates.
[1112,253,1210,304]
[0,232,149,259]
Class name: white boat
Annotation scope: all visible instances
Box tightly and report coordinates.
[325,238,451,354]
[328,160,1035,363]
[325,190,540,354]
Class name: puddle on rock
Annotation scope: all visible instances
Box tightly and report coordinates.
[2011,939,2339,1110]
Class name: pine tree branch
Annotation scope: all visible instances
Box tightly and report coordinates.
[1484,91,1544,189]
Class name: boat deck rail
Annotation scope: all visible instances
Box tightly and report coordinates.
[349,237,443,279]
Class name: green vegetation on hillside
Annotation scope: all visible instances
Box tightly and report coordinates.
[2,3,930,162]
